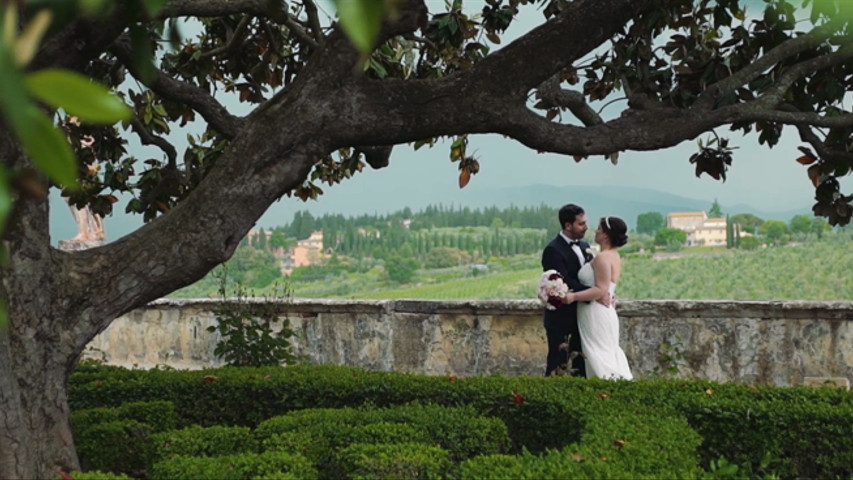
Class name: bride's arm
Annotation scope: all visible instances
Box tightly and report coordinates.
[565,255,612,303]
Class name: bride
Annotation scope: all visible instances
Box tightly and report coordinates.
[563,216,633,380]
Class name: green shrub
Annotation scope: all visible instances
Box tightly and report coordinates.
[146,425,258,470]
[207,275,296,367]
[68,364,853,479]
[337,442,451,480]
[74,420,152,475]
[376,403,511,461]
[72,400,178,433]
[55,471,132,480]
[256,403,510,462]
[685,399,853,478]
[254,407,383,443]
[342,422,432,446]
[149,450,317,480]
[457,409,702,479]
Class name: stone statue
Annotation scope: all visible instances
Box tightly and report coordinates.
[67,200,105,243]
[59,118,106,249]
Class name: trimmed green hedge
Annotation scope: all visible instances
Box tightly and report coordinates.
[255,404,510,478]
[145,425,258,471]
[68,363,853,479]
[149,450,317,480]
[55,471,132,480]
[72,400,179,433]
[72,400,179,474]
[73,420,151,475]
[337,442,452,480]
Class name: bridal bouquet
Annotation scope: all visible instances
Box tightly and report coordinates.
[538,270,570,310]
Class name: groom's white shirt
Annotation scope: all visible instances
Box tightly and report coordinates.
[560,231,586,266]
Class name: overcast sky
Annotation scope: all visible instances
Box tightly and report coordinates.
[50,0,845,241]
[264,0,832,219]
[253,0,826,220]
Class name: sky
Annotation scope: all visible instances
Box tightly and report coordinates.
[49,0,843,242]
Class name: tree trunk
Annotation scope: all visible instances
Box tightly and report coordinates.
[0,327,79,479]
[0,140,81,479]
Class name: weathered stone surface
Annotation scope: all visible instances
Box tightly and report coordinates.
[83,299,853,386]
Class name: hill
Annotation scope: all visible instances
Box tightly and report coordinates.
[50,183,810,245]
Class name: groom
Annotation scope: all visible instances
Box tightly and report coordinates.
[541,203,602,377]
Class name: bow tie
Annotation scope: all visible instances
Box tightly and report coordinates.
[568,240,581,247]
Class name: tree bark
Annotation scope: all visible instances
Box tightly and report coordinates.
[0,140,80,477]
[3,0,848,476]
[0,332,79,478]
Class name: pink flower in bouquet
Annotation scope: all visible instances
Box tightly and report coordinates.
[538,269,570,310]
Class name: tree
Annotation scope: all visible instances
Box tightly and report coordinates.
[759,219,789,245]
[269,229,288,249]
[256,227,267,250]
[635,211,665,235]
[811,217,832,239]
[739,235,762,250]
[726,214,733,248]
[4,0,853,477]
[654,228,688,250]
[709,199,724,218]
[730,213,765,234]
[788,214,830,238]
[385,244,419,283]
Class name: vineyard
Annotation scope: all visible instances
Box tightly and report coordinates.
[172,202,852,301]
[286,235,853,301]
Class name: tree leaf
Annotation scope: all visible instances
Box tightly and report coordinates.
[458,167,470,188]
[0,167,11,235]
[130,24,157,83]
[13,10,52,67]
[24,69,131,123]
[795,154,816,165]
[2,3,16,48]
[334,0,384,54]
[141,0,168,16]
[17,106,78,189]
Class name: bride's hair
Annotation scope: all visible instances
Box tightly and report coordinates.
[600,216,629,247]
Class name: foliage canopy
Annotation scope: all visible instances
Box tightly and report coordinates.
[3,0,853,478]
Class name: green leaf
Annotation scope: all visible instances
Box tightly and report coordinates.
[130,24,157,83]
[141,0,167,16]
[24,69,131,123]
[0,46,78,190]
[334,0,384,54]
[0,166,11,236]
[16,106,78,189]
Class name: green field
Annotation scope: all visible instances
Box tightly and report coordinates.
[287,237,853,301]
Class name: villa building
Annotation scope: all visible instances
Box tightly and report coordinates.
[666,211,728,246]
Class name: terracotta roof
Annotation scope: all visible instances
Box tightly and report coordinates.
[667,211,706,217]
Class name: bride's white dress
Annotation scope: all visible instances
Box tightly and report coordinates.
[577,262,633,380]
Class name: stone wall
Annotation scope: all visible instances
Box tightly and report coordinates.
[84,299,853,387]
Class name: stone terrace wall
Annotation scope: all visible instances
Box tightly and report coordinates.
[84,299,853,387]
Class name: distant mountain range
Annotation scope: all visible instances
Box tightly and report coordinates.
[468,184,811,229]
[49,184,811,245]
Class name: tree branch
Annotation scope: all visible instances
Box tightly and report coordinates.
[157,0,279,19]
[200,14,252,59]
[695,22,844,109]
[535,74,603,127]
[303,0,326,46]
[756,43,853,107]
[111,36,242,138]
[795,124,853,163]
[129,118,178,167]
[468,0,657,98]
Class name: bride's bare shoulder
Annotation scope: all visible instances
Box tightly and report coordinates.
[597,250,619,261]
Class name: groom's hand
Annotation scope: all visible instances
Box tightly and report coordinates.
[597,291,612,307]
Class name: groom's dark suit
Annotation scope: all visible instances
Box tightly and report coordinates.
[542,234,591,377]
